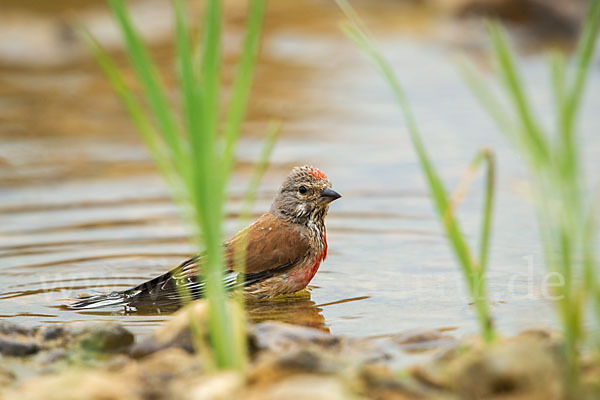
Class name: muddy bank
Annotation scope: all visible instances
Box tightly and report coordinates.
[2,300,598,399]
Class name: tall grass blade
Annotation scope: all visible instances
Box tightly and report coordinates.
[174,0,203,154]
[79,28,177,191]
[461,0,600,387]
[337,0,495,343]
[107,0,186,178]
[458,61,517,144]
[231,122,281,368]
[565,0,600,134]
[487,23,549,165]
[223,0,267,183]
[89,0,270,371]
[473,150,495,274]
[201,0,222,147]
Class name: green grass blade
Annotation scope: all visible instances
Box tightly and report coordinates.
[201,0,222,149]
[550,52,569,164]
[337,0,494,342]
[550,52,566,117]
[565,0,600,133]
[487,23,550,164]
[108,0,185,178]
[583,196,598,302]
[239,122,282,232]
[79,28,176,187]
[90,0,272,372]
[222,0,266,184]
[458,60,517,144]
[474,150,495,274]
[174,0,202,146]
[560,0,600,180]
[340,20,474,276]
[230,121,280,369]
[174,0,202,200]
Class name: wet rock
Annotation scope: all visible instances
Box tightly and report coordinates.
[129,301,209,358]
[120,348,201,400]
[355,364,432,400]
[77,323,135,353]
[36,325,68,341]
[255,348,344,380]
[0,338,40,357]
[0,320,135,360]
[249,320,392,369]
[0,322,40,357]
[392,329,456,354]
[130,300,244,359]
[36,348,68,365]
[249,320,340,354]
[0,321,34,336]
[411,331,565,399]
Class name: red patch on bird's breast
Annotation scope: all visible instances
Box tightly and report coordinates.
[289,234,328,288]
[309,168,328,181]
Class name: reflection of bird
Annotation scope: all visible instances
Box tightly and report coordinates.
[246,291,329,332]
[71,166,341,310]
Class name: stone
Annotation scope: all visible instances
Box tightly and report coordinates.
[130,300,244,359]
[77,323,134,353]
[411,332,565,399]
[36,325,68,341]
[0,338,40,357]
[249,320,340,354]
[129,301,209,358]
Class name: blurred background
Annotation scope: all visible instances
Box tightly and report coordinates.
[1,0,598,359]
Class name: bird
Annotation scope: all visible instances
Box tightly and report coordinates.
[70,165,341,310]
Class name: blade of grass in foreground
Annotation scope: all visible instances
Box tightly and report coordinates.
[108,0,187,180]
[233,122,282,278]
[336,0,496,343]
[78,29,183,200]
[223,0,267,184]
[460,0,600,386]
[231,122,281,368]
[85,0,269,370]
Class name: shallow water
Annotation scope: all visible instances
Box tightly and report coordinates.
[1,0,599,343]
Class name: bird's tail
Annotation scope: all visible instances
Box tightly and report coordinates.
[67,268,252,310]
[68,290,132,309]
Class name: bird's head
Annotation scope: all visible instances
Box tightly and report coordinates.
[270,165,341,225]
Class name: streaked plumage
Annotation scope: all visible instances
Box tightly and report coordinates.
[70,166,340,310]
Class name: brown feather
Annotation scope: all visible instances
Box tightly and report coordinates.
[225,213,310,274]
[168,212,310,282]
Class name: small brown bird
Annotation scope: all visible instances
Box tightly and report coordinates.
[71,166,341,310]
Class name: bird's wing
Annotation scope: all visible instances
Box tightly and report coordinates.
[225,212,311,274]
[123,213,310,306]
[169,213,310,277]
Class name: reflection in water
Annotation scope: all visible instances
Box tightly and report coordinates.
[246,291,330,332]
[68,290,335,333]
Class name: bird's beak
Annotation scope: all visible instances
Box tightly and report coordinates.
[319,186,342,204]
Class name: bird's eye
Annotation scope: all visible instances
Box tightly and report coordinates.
[298,185,307,194]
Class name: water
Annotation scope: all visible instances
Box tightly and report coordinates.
[1,0,599,341]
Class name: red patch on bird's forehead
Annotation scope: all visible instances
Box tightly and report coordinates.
[308,168,327,181]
